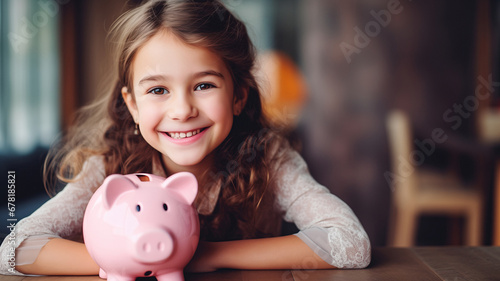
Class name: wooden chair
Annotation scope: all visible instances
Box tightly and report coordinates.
[478,108,500,245]
[386,110,483,246]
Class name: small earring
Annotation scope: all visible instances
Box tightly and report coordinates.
[133,123,139,135]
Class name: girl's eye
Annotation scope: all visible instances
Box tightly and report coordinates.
[195,83,215,91]
[148,87,169,95]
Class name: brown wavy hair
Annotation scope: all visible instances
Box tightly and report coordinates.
[45,0,290,241]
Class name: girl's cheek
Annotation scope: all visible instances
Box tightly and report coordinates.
[137,103,163,124]
[209,105,227,121]
[208,98,234,121]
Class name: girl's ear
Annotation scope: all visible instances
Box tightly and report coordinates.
[122,87,139,122]
[233,87,248,116]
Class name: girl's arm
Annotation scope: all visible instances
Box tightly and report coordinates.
[273,150,371,269]
[0,156,106,275]
[15,238,99,275]
[187,235,334,272]
[18,236,324,274]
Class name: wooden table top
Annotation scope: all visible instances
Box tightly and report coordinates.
[1,247,499,281]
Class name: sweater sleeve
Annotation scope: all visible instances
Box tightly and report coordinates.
[0,156,105,275]
[274,149,371,268]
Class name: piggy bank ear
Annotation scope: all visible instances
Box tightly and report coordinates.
[102,174,137,209]
[161,172,198,204]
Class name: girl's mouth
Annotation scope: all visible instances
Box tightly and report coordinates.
[166,128,206,140]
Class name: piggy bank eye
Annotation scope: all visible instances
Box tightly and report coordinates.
[136,205,141,212]
[163,203,168,211]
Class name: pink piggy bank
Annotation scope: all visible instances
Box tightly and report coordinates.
[83,172,200,281]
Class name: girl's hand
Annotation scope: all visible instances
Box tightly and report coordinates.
[185,241,219,273]
[185,235,334,272]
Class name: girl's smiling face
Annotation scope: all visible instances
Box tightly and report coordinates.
[123,30,244,173]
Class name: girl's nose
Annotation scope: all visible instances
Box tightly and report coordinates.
[167,92,197,121]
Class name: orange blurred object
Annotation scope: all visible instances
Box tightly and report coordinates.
[255,51,307,128]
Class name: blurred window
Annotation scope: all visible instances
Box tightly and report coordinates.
[0,0,60,155]
[223,0,274,51]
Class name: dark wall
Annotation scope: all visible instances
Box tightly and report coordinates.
[297,0,480,246]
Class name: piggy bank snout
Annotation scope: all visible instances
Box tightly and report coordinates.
[134,229,174,264]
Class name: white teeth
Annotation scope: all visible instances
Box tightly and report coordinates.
[168,129,202,139]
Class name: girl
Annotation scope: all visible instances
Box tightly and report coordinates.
[1,0,370,275]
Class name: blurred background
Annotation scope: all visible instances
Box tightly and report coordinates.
[1,0,499,247]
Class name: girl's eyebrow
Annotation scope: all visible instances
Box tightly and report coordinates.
[138,70,225,85]
[194,70,225,80]
[138,74,167,85]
